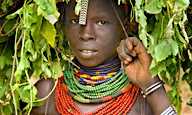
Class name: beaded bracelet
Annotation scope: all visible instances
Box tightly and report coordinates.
[141,80,164,98]
[160,104,177,115]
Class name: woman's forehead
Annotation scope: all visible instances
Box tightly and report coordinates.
[66,0,116,17]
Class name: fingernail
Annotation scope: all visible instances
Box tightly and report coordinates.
[126,57,132,62]
[123,60,128,65]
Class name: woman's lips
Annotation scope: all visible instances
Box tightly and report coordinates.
[78,49,98,59]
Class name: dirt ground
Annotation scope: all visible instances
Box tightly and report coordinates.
[165,81,192,115]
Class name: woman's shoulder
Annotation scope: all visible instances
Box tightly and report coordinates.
[31,78,59,115]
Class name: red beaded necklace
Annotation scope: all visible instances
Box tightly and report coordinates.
[55,76,139,115]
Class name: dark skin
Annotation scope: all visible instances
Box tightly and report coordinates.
[31,0,171,114]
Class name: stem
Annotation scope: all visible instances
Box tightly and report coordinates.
[33,79,58,102]
[111,0,129,39]
[47,45,51,66]
[179,22,189,43]
[15,82,29,87]
[1,41,8,56]
[54,48,60,63]
[129,0,134,22]
[159,15,165,40]
[28,84,32,115]
[24,70,33,114]
[10,29,24,115]
[16,86,30,102]
[25,70,30,83]
[0,18,19,37]
[15,22,22,67]
[1,105,4,115]
[166,1,171,20]
[56,47,80,69]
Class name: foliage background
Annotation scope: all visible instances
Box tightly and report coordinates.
[0,0,191,114]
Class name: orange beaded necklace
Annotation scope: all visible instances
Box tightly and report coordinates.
[55,76,139,115]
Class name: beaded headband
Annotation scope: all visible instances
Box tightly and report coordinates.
[79,0,89,25]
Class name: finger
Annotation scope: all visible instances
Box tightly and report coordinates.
[124,45,137,57]
[117,46,132,63]
[125,38,133,50]
[123,60,129,65]
[128,37,147,54]
[128,37,152,64]
[118,49,132,64]
[123,38,137,57]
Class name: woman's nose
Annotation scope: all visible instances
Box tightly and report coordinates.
[79,24,96,41]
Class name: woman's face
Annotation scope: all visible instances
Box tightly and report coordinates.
[66,0,123,67]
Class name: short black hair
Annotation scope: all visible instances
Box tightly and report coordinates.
[56,0,133,25]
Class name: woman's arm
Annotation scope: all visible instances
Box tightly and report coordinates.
[30,78,59,115]
[117,37,175,115]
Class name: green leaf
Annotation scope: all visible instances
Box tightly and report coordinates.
[5,67,12,78]
[150,58,172,77]
[14,57,31,81]
[145,0,164,14]
[0,72,4,87]
[151,21,162,45]
[135,0,142,9]
[0,36,9,44]
[150,60,166,77]
[164,18,174,39]
[118,0,126,5]
[139,29,148,47]
[41,63,52,78]
[3,104,13,115]
[32,86,38,99]
[23,84,32,91]
[2,18,17,36]
[160,71,169,83]
[8,0,14,6]
[30,16,44,51]
[0,56,6,70]
[35,0,60,24]
[0,81,9,99]
[25,39,35,55]
[75,1,81,15]
[32,101,44,107]
[24,101,44,111]
[168,38,179,56]
[175,26,186,44]
[6,7,23,19]
[1,0,7,12]
[14,91,21,111]
[19,86,30,103]
[187,97,192,106]
[23,4,37,29]
[31,58,43,80]
[135,6,148,47]
[41,20,56,48]
[175,0,190,9]
[155,39,172,62]
[52,62,63,79]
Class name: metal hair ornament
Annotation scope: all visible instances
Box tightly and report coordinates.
[79,0,89,25]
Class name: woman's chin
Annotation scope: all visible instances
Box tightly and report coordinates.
[76,58,102,67]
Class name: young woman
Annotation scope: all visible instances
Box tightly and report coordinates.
[31,0,176,114]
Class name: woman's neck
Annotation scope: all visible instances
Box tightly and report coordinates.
[73,57,121,76]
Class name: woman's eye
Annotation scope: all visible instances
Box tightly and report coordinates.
[97,20,108,25]
[71,19,79,24]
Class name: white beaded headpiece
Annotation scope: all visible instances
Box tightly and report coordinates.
[79,0,89,25]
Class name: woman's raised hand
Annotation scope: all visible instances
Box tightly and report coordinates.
[117,37,159,90]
